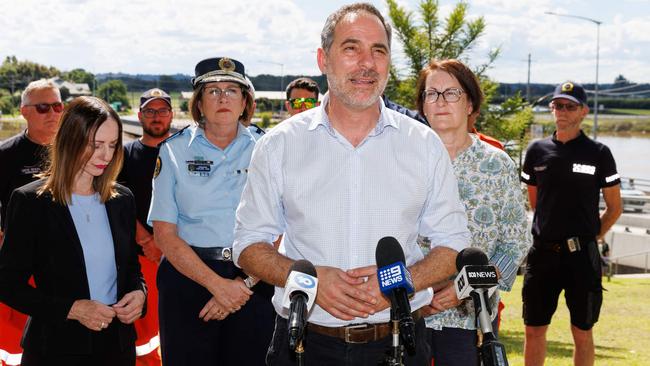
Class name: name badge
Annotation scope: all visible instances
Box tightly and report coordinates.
[572,163,595,175]
[187,160,213,177]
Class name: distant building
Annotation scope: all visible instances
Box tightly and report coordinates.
[47,77,92,101]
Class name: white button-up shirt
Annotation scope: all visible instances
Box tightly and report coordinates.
[233,94,470,327]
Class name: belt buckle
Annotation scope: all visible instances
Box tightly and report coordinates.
[344,324,369,344]
[567,237,580,253]
[221,247,232,261]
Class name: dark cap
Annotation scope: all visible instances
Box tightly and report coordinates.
[191,57,247,89]
[140,88,172,108]
[552,81,587,105]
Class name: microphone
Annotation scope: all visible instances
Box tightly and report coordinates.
[281,260,319,352]
[376,236,416,355]
[454,248,508,366]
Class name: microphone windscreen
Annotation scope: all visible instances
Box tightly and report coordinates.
[376,236,406,268]
[288,259,317,278]
[456,247,489,270]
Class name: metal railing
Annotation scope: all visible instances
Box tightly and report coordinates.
[605,250,650,280]
[625,177,650,192]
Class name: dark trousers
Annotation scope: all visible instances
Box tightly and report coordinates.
[428,315,500,366]
[157,257,275,366]
[21,321,135,366]
[266,315,431,366]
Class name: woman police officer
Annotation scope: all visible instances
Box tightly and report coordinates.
[148,57,274,365]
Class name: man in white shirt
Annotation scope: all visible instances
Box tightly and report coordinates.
[233,3,470,365]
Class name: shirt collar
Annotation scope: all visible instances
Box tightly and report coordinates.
[308,92,399,136]
[551,129,587,145]
[188,122,254,148]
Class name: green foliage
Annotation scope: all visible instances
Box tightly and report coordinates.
[180,100,189,112]
[97,80,130,110]
[63,68,95,86]
[0,56,61,91]
[0,88,16,114]
[385,0,529,166]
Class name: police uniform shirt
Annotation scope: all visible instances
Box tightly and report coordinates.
[148,123,256,247]
[0,131,48,229]
[118,139,160,234]
[521,131,620,241]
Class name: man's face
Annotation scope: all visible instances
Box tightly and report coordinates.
[138,99,173,138]
[317,12,390,111]
[20,88,62,143]
[550,98,588,133]
[285,88,319,116]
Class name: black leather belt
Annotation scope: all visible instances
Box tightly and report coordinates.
[307,310,421,344]
[190,246,232,261]
[534,236,594,253]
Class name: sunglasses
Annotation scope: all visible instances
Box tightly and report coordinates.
[26,102,64,114]
[550,102,581,111]
[289,98,318,110]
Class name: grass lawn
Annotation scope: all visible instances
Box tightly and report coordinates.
[499,276,650,365]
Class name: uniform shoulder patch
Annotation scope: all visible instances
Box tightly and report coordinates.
[153,156,162,178]
[157,125,190,147]
[248,123,265,136]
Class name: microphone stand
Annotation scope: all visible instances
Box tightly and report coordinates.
[295,339,305,366]
[471,290,509,366]
[379,307,404,366]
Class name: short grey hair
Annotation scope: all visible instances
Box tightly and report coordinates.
[21,79,61,106]
[320,3,392,54]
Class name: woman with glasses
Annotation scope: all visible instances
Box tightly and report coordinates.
[148,57,274,365]
[0,96,146,366]
[414,59,530,365]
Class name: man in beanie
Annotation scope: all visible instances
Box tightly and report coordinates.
[520,81,622,366]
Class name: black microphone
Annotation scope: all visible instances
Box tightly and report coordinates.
[455,248,508,366]
[376,236,416,355]
[281,260,319,352]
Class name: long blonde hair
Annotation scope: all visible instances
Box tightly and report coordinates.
[39,96,124,204]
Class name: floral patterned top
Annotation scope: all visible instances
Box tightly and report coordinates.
[424,134,532,330]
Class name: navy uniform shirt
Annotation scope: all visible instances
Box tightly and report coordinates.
[148,123,256,247]
[118,139,159,234]
[521,131,620,241]
[0,131,48,229]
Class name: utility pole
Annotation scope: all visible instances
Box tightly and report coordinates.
[526,53,532,103]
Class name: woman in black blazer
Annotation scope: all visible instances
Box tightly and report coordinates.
[0,96,146,366]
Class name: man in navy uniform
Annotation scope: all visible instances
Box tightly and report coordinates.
[118,88,173,366]
[521,81,622,366]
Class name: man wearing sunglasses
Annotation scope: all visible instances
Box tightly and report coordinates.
[0,79,62,366]
[521,81,622,366]
[285,77,320,116]
[117,88,173,366]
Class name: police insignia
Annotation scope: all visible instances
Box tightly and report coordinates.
[219,57,236,72]
[154,156,162,178]
[561,82,574,92]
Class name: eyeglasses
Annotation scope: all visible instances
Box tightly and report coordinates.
[141,108,172,118]
[204,87,243,100]
[550,102,581,111]
[422,88,464,104]
[25,102,64,114]
[288,98,318,110]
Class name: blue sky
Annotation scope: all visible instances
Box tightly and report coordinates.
[2,0,649,85]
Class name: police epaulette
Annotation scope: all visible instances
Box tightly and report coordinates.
[157,125,190,147]
[249,123,265,135]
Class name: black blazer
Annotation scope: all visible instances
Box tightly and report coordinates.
[0,179,146,355]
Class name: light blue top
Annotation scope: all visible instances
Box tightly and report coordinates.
[233,93,471,327]
[148,123,256,247]
[424,135,532,330]
[69,193,118,305]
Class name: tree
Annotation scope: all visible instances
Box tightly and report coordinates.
[97,80,130,110]
[385,0,532,164]
[63,68,95,86]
